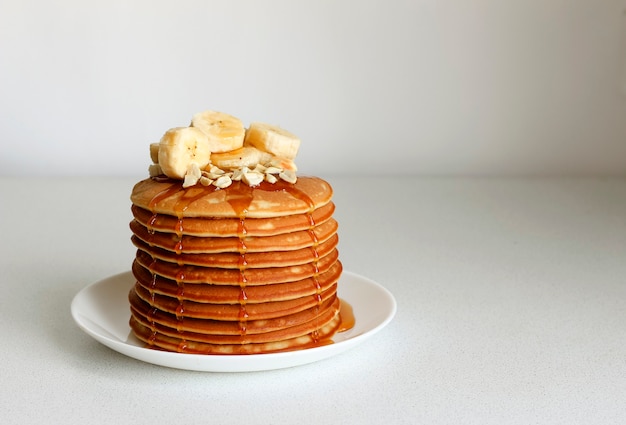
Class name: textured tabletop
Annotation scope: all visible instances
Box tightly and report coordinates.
[1,176,625,425]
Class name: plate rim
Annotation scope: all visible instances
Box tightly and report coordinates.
[71,270,396,372]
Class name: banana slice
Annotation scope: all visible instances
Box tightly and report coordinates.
[210,146,272,171]
[148,163,162,177]
[190,110,245,153]
[149,143,160,164]
[244,122,301,160]
[158,127,211,179]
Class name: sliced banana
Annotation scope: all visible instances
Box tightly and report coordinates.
[191,110,245,153]
[148,163,162,177]
[148,111,302,187]
[210,146,272,171]
[244,122,301,160]
[149,143,160,164]
[158,127,211,179]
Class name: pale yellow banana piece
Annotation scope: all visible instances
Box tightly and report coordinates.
[210,146,272,171]
[244,122,301,160]
[190,110,245,153]
[148,163,162,177]
[149,143,160,164]
[158,127,211,179]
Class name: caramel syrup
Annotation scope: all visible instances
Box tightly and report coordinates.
[147,182,180,233]
[145,257,159,345]
[228,183,255,338]
[337,299,355,332]
[269,181,327,341]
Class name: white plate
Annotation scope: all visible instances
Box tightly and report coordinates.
[71,271,396,372]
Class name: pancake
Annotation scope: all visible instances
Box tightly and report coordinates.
[130,288,339,336]
[129,311,342,354]
[130,299,339,344]
[131,177,334,218]
[133,248,339,286]
[129,172,350,354]
[131,259,343,305]
[131,233,339,268]
[132,280,338,321]
[129,217,338,253]
[130,202,336,237]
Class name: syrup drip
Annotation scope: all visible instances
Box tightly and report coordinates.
[146,183,182,249]
[284,186,325,342]
[177,341,188,352]
[175,303,185,320]
[239,288,249,336]
[175,217,184,235]
[144,181,212,349]
[311,329,320,343]
[147,258,159,335]
[266,180,326,343]
[149,273,157,304]
[147,214,158,235]
[175,270,185,327]
[148,307,159,345]
[239,316,248,336]
[239,267,249,334]
[148,182,182,210]
[171,185,216,253]
[155,183,217,343]
[175,269,187,350]
[174,239,184,255]
[309,227,322,307]
[148,307,158,320]
[238,217,247,237]
[304,198,323,345]
[174,218,184,253]
[221,182,256,338]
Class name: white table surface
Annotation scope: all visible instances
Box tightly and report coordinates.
[1,176,625,424]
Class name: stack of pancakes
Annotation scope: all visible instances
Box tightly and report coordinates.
[128,176,343,354]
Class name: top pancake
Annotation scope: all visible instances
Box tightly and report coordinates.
[131,176,333,219]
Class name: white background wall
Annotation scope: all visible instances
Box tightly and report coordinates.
[1,0,625,177]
